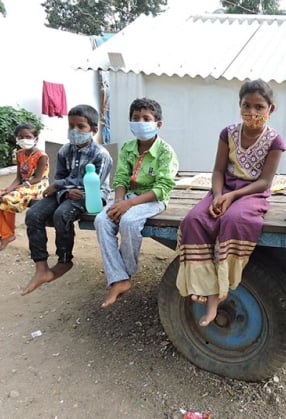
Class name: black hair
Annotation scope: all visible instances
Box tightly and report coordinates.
[14,123,39,137]
[129,98,162,121]
[239,79,274,106]
[68,104,99,129]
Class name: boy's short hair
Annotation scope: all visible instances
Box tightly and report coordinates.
[14,123,39,137]
[68,104,99,129]
[129,98,162,121]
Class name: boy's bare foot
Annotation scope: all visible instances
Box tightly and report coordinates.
[50,261,73,279]
[101,279,131,308]
[0,234,16,251]
[21,269,55,296]
[21,261,73,296]
[191,294,207,304]
[199,294,228,327]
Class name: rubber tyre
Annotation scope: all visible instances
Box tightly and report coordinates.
[158,251,286,381]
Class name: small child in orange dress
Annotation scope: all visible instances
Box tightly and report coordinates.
[0,123,49,250]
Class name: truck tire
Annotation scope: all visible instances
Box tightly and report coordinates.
[158,251,286,381]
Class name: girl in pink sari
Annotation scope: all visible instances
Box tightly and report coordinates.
[177,79,285,327]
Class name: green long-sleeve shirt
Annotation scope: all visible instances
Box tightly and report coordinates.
[113,136,179,206]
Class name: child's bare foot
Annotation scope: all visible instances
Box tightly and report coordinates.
[21,269,55,296]
[199,294,228,327]
[21,261,73,296]
[50,261,73,279]
[191,294,207,304]
[101,279,131,308]
[0,234,16,251]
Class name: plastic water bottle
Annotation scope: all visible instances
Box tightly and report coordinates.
[83,163,103,214]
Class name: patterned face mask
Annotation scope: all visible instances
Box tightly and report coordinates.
[241,112,269,129]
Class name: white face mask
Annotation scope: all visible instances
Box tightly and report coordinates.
[16,138,36,150]
[68,129,93,146]
[129,121,158,141]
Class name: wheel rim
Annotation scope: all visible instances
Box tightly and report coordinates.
[181,284,269,362]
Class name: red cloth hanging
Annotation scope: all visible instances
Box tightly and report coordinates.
[42,80,67,117]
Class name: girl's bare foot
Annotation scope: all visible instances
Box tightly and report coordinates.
[199,294,228,327]
[101,279,131,308]
[191,294,207,304]
[0,234,16,251]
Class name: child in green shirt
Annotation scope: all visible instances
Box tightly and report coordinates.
[95,97,179,308]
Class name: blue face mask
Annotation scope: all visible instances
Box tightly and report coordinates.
[129,121,158,141]
[68,129,93,146]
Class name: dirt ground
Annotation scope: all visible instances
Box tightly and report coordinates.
[1,174,286,419]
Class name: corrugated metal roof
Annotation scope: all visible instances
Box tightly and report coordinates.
[77,12,286,83]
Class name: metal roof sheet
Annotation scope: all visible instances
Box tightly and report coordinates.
[77,12,286,83]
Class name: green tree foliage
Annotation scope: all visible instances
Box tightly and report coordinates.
[41,0,167,35]
[0,0,7,17]
[221,0,281,14]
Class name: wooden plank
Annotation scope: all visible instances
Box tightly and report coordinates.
[79,188,286,234]
[78,174,286,248]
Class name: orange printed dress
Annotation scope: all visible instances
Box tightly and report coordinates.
[0,149,49,213]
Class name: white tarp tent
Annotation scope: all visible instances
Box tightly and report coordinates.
[77,12,286,173]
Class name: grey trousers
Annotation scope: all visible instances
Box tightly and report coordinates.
[94,197,165,286]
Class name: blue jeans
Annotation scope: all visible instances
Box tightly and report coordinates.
[25,195,86,263]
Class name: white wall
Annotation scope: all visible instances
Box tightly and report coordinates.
[109,71,286,174]
[0,16,101,150]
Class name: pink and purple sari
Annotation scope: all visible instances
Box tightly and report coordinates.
[176,124,285,298]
